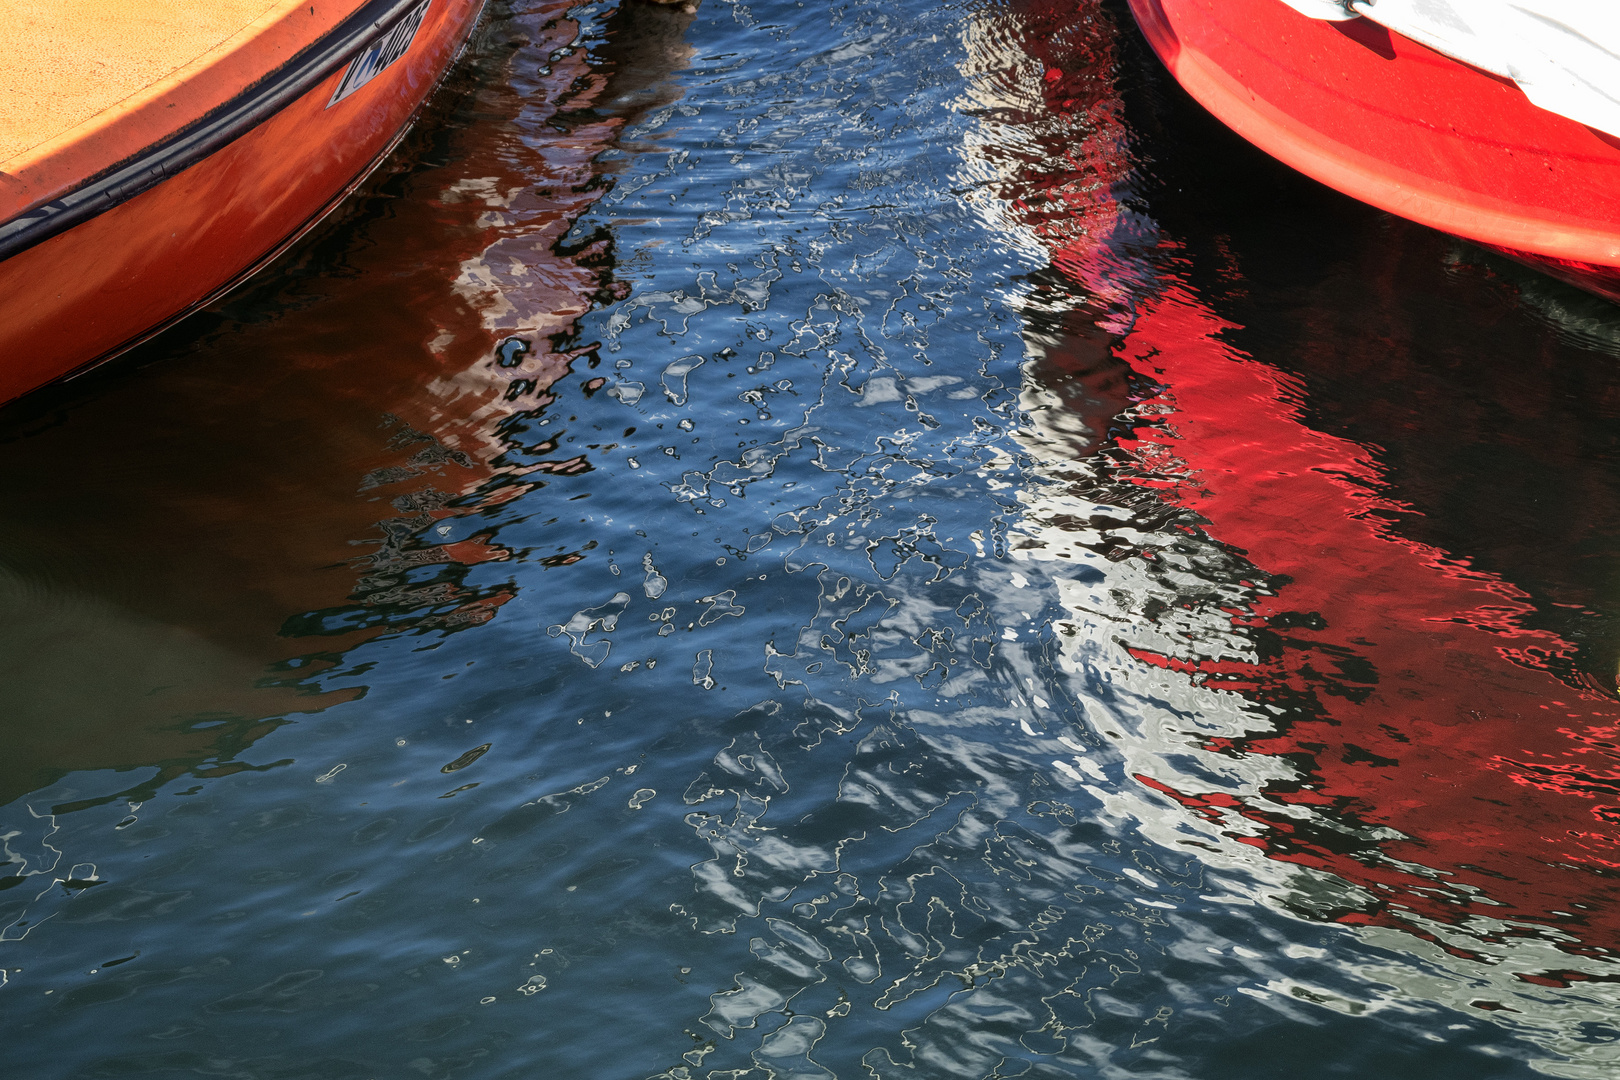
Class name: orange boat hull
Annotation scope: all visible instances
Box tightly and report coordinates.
[0,0,484,405]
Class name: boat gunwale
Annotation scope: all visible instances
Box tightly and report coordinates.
[0,0,428,264]
[1127,0,1620,270]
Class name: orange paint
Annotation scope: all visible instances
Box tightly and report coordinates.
[1,1,354,219]
[0,0,485,404]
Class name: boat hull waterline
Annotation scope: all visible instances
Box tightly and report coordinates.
[0,0,486,405]
[1126,0,1620,302]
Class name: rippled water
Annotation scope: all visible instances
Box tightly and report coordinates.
[5,0,1620,1076]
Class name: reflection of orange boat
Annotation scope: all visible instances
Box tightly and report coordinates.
[0,0,700,814]
[0,0,486,405]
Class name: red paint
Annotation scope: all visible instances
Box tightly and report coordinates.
[1113,287,1620,944]
[0,0,485,405]
[1006,0,1620,956]
[1127,0,1620,301]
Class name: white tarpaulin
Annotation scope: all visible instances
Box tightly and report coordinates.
[1273,0,1620,137]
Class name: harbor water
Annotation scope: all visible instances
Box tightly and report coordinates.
[3,0,1619,1076]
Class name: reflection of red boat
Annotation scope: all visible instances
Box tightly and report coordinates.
[1110,288,1620,957]
[0,0,486,405]
[1001,0,1620,985]
[1126,0,1620,302]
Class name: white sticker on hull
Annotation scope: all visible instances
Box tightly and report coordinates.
[328,0,432,107]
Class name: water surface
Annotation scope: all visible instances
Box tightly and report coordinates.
[4,0,1620,1076]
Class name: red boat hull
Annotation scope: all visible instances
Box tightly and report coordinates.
[0,0,484,405]
[1127,0,1620,302]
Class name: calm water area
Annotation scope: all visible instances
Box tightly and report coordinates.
[5,0,1620,1076]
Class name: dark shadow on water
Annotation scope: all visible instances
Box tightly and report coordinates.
[0,0,700,811]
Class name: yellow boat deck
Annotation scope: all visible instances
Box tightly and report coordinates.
[0,0,354,220]
[0,1,303,165]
